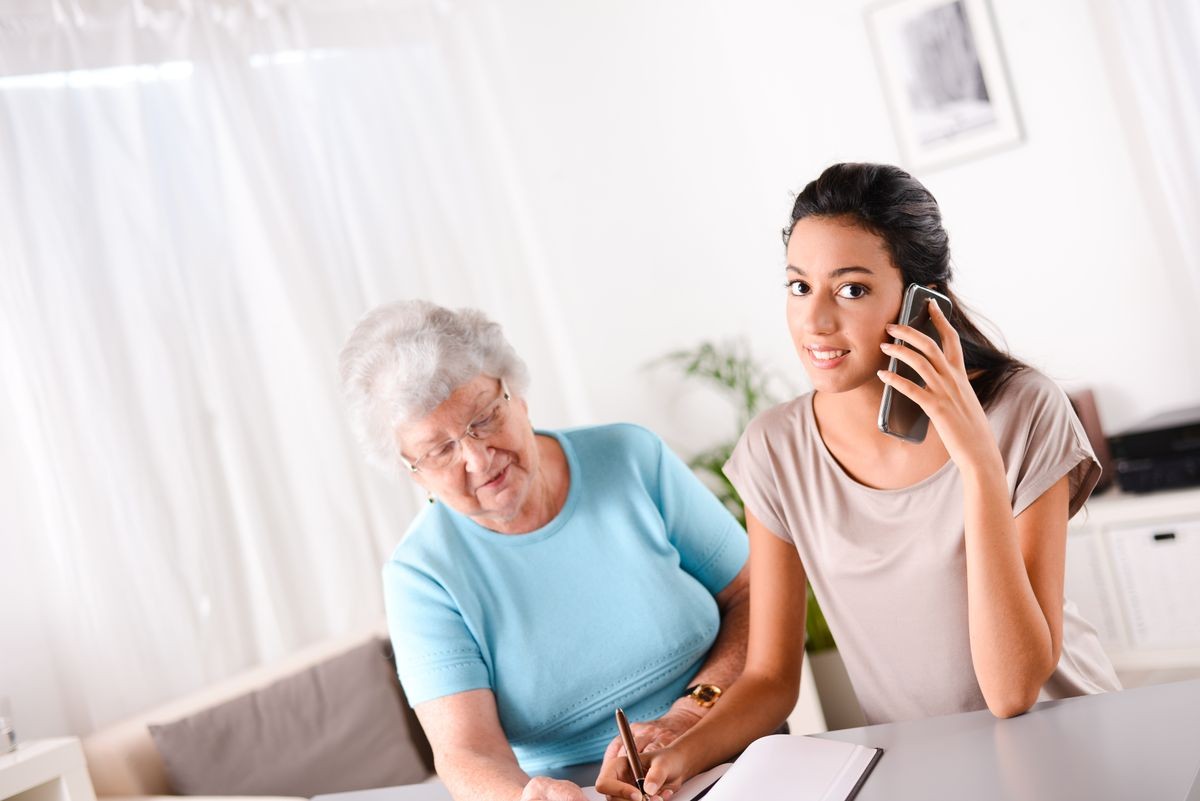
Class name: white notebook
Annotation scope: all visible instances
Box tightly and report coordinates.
[583,763,732,801]
[585,734,881,801]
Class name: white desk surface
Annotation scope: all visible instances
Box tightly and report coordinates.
[816,677,1200,801]
[316,679,1200,801]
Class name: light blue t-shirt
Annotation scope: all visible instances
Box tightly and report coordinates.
[383,423,748,772]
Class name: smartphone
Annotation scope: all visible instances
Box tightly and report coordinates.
[877,284,954,443]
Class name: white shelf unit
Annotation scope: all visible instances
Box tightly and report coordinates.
[1066,485,1200,686]
[0,738,97,801]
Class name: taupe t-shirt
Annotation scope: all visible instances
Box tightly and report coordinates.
[724,368,1121,725]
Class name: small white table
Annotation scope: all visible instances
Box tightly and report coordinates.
[0,738,97,801]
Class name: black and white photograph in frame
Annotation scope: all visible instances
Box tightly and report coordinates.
[867,0,1022,171]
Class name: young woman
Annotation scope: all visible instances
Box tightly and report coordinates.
[598,162,1120,801]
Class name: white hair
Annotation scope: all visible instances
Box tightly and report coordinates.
[338,300,530,473]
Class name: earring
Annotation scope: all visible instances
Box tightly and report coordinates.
[426,492,436,505]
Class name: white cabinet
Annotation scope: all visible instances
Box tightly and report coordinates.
[0,738,97,801]
[1066,486,1200,685]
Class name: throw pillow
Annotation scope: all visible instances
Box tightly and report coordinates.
[149,638,430,795]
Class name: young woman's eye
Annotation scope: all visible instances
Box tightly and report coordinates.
[786,280,810,297]
[837,283,868,299]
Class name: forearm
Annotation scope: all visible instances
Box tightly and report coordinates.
[671,668,797,773]
[961,457,1056,716]
[436,747,530,801]
[667,575,748,724]
[681,582,744,695]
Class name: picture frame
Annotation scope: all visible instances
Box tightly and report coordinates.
[866,0,1022,172]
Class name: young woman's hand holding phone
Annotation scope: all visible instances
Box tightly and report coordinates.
[877,299,1003,477]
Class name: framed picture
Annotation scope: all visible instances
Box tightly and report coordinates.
[866,0,1022,171]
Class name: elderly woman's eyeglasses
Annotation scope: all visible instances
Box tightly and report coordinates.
[401,379,512,473]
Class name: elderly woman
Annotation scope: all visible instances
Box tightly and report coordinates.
[338,300,750,801]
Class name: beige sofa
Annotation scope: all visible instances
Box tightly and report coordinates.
[81,625,436,801]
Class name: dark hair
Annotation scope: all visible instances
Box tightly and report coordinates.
[783,162,1024,407]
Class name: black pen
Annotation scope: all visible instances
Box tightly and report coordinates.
[614,708,649,801]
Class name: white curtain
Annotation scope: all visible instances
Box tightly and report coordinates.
[1095,0,1200,305]
[0,0,585,736]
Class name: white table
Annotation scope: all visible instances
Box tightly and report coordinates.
[0,738,97,801]
[817,678,1200,801]
[320,679,1200,801]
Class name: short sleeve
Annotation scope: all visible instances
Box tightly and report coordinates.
[1001,371,1102,519]
[654,436,749,595]
[382,559,491,706]
[723,412,791,542]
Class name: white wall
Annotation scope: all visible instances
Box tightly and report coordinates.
[468,0,1200,459]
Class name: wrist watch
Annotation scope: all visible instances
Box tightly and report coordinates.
[684,683,723,708]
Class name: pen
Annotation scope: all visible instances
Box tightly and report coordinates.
[614,708,648,801]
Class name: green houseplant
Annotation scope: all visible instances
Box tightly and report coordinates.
[653,341,835,652]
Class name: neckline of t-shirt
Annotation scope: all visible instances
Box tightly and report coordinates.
[454,428,581,546]
[803,392,957,495]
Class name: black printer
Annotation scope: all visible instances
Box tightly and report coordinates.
[1107,405,1200,493]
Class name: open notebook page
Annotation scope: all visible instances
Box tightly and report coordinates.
[700,735,879,801]
[583,763,732,801]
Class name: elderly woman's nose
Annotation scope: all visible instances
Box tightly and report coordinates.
[460,436,492,472]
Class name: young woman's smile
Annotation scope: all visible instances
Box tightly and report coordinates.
[803,344,851,369]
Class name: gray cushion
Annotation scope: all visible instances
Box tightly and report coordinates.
[149,638,431,796]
